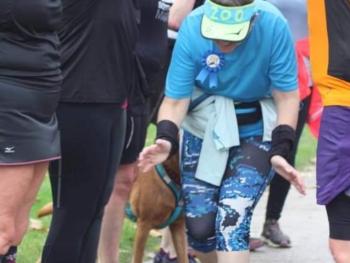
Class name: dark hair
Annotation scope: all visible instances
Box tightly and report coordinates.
[212,0,254,7]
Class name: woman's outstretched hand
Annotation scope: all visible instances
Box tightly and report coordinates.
[138,139,172,172]
[270,155,306,195]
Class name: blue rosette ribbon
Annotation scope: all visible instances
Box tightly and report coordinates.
[196,51,225,90]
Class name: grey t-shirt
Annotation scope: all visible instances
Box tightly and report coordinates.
[267,0,308,41]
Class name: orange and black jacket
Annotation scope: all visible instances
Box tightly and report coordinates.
[308,0,350,107]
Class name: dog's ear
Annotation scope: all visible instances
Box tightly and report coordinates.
[162,152,181,185]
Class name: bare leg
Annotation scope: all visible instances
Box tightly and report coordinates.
[159,228,178,258]
[14,163,48,244]
[217,251,249,263]
[98,163,137,263]
[329,239,350,263]
[195,251,217,263]
[0,162,48,255]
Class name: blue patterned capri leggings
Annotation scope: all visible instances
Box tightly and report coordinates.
[181,130,274,252]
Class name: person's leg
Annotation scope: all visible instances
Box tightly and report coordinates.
[153,228,178,262]
[316,106,350,262]
[183,177,218,262]
[181,131,219,263]
[0,162,48,256]
[329,240,350,263]
[14,162,48,244]
[263,174,291,247]
[2,162,49,262]
[194,251,217,263]
[217,251,248,263]
[216,137,273,263]
[0,166,30,255]
[263,95,311,247]
[98,163,137,263]
[326,193,350,263]
[98,110,147,263]
[41,103,126,263]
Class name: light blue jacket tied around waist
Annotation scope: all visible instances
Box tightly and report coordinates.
[181,88,277,186]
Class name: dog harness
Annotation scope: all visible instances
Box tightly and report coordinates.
[125,164,184,229]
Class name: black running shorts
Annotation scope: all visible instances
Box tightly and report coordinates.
[0,82,60,165]
[326,192,350,240]
[120,111,148,165]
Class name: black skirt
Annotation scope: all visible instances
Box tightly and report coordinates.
[0,82,60,165]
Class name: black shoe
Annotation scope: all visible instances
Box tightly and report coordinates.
[3,246,17,263]
[153,248,197,263]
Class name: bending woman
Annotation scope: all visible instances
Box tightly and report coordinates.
[138,0,305,263]
[0,0,62,262]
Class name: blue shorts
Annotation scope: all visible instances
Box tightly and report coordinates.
[181,130,274,252]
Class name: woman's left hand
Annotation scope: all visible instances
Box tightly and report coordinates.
[137,139,172,173]
[270,155,306,195]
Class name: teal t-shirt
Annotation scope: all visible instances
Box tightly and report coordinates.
[165,0,297,101]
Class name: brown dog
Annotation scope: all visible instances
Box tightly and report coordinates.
[37,153,188,263]
[129,153,189,263]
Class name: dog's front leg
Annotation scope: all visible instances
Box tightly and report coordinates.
[170,217,189,263]
[132,221,152,263]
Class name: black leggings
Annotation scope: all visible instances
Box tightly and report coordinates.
[41,103,126,263]
[326,193,350,240]
[266,95,311,220]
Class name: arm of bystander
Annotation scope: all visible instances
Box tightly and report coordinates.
[168,0,196,30]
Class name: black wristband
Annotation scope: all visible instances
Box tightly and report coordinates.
[269,124,296,162]
[156,120,179,158]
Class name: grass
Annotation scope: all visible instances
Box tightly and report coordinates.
[17,125,317,262]
[295,126,318,169]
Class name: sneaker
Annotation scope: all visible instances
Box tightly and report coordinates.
[261,219,291,248]
[2,246,16,263]
[153,248,197,263]
[249,237,265,251]
[188,254,197,263]
[153,248,171,263]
